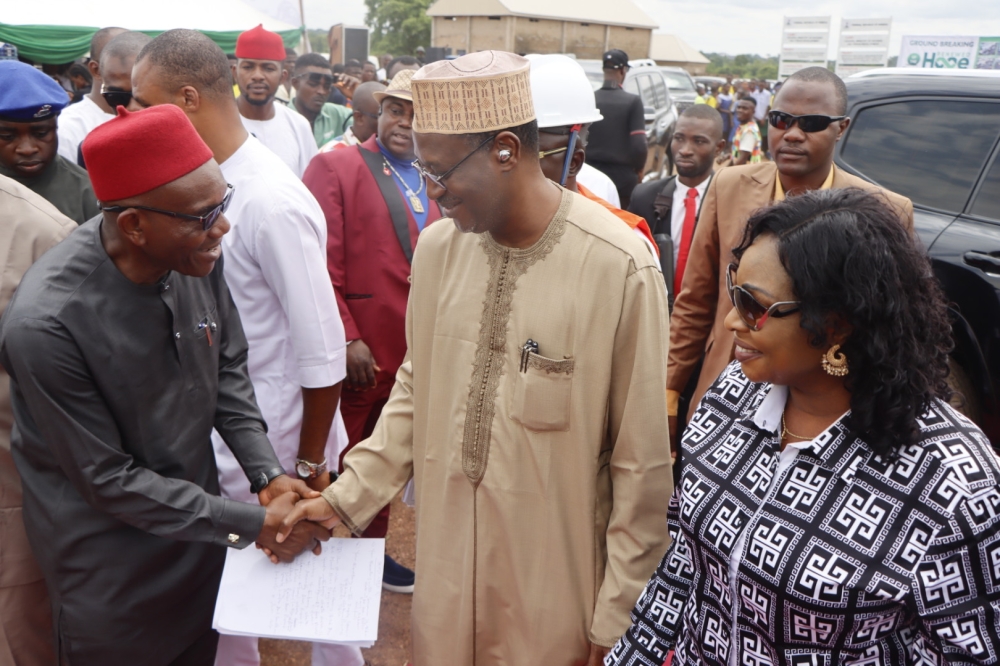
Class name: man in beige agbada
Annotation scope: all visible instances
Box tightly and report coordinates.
[279,51,672,665]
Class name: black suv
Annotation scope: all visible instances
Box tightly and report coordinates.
[835,70,1000,444]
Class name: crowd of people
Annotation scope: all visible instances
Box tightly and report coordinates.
[0,20,998,666]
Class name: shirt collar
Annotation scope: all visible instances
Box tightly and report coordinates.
[674,176,711,202]
[751,383,842,453]
[774,163,836,202]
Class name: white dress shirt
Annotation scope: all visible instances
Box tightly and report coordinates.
[670,176,711,264]
[56,96,113,163]
[577,162,621,208]
[239,102,318,179]
[211,136,347,504]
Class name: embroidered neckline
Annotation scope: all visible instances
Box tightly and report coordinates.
[461,189,572,484]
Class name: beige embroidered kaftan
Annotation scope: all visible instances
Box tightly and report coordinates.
[323,189,673,665]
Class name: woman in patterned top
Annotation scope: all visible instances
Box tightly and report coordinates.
[607,188,1000,666]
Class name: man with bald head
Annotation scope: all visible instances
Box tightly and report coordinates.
[318,80,384,152]
[133,29,359,666]
[63,31,151,167]
[0,104,322,666]
[56,26,125,163]
[290,53,352,148]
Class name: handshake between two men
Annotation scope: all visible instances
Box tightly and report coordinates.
[254,475,347,564]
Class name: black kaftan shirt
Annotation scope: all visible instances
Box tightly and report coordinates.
[0,218,281,666]
[608,362,1000,666]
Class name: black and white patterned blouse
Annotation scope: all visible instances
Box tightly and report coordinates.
[607,362,1000,666]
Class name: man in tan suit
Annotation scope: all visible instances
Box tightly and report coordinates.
[668,66,913,431]
[0,174,75,666]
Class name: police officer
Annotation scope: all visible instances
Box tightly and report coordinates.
[584,49,647,207]
[0,61,99,224]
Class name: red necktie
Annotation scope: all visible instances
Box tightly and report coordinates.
[674,188,698,295]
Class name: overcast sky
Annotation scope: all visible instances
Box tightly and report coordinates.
[302,0,1000,57]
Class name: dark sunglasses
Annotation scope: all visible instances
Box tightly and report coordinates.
[726,263,800,331]
[101,86,132,110]
[102,184,234,232]
[768,110,847,133]
[294,72,335,88]
[412,133,497,189]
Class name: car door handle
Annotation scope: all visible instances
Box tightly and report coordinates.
[963,251,1000,275]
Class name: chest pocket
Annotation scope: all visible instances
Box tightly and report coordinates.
[509,352,574,431]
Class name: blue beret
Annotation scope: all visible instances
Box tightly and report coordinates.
[0,60,68,122]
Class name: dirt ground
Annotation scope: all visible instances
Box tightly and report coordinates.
[259,494,415,666]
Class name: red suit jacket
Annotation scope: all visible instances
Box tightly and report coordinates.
[303,135,440,386]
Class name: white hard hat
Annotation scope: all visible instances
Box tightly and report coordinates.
[527,54,603,129]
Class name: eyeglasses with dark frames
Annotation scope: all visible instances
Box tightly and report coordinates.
[101,184,234,232]
[101,85,133,111]
[293,72,335,88]
[767,110,847,133]
[726,263,801,331]
[412,133,497,189]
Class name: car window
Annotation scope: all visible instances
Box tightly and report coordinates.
[972,154,1000,221]
[636,74,656,109]
[841,100,1000,213]
[661,71,695,92]
[652,76,668,107]
[623,75,640,96]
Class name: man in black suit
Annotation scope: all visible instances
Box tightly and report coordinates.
[629,104,726,297]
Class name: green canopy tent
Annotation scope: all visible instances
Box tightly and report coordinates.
[0,0,301,63]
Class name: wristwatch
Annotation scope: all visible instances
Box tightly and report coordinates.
[249,466,287,495]
[295,457,328,480]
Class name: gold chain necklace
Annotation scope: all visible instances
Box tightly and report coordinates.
[781,413,813,441]
[383,156,425,213]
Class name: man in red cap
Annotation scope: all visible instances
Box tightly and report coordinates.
[133,30,361,666]
[0,104,326,666]
[233,24,316,177]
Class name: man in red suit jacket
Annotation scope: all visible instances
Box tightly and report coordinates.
[303,69,438,593]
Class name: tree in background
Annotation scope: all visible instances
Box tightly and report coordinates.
[365,0,432,56]
[705,53,778,80]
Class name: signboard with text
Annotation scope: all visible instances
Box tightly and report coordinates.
[835,18,891,77]
[779,16,831,79]
[899,35,1000,70]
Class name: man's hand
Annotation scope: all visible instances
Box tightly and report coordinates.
[276,496,342,543]
[258,473,321,506]
[346,340,380,390]
[256,492,331,563]
[335,75,361,99]
[305,470,332,493]
[587,643,610,666]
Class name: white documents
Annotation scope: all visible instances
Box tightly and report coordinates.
[213,538,385,647]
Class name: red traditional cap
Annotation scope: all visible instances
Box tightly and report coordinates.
[235,24,286,62]
[82,105,214,202]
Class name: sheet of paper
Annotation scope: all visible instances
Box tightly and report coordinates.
[213,538,384,647]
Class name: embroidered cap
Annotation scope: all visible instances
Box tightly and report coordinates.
[410,51,535,135]
[373,68,415,104]
[0,60,68,122]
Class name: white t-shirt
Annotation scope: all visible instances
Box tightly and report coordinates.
[752,89,771,120]
[56,96,114,164]
[670,176,711,264]
[577,162,621,208]
[211,135,347,502]
[239,102,318,179]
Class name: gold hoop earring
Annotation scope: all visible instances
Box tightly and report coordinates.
[822,344,849,377]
